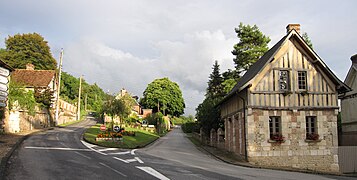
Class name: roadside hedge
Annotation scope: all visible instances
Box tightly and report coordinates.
[181,122,199,133]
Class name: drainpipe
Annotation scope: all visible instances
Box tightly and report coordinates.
[237,91,248,162]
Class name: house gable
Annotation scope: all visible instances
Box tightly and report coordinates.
[344,65,357,93]
[249,35,338,108]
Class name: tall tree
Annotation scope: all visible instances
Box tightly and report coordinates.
[206,61,224,99]
[232,23,270,73]
[222,69,238,95]
[141,77,185,117]
[302,32,313,49]
[0,33,57,70]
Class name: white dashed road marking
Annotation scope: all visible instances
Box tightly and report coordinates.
[99,162,127,177]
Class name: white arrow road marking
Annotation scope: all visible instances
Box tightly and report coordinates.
[135,157,144,164]
[113,157,144,164]
[136,166,170,180]
[113,157,129,163]
[99,162,127,177]
[81,140,107,155]
[25,146,92,151]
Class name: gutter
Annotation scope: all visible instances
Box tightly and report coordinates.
[236,91,248,162]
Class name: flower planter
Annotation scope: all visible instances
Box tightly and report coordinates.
[96,137,123,142]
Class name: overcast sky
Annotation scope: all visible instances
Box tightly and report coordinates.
[0,0,356,115]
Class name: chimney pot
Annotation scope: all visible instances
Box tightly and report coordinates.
[26,63,35,70]
[286,24,301,34]
[351,54,357,64]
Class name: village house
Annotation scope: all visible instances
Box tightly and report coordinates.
[5,63,76,132]
[340,54,357,146]
[105,88,153,124]
[219,24,350,173]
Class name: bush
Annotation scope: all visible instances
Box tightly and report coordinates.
[182,122,199,133]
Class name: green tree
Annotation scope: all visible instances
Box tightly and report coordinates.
[8,81,37,115]
[221,78,236,94]
[59,72,107,113]
[0,33,57,70]
[232,23,270,73]
[302,32,313,49]
[206,61,224,99]
[102,96,131,127]
[141,77,185,117]
[195,98,222,135]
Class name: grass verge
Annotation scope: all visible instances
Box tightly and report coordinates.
[186,133,201,147]
[83,124,160,149]
[58,119,83,127]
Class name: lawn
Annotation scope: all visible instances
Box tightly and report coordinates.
[83,124,160,149]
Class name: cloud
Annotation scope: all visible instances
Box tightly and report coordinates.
[1,0,357,115]
[62,30,236,115]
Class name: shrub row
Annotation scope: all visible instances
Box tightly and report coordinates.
[181,122,199,133]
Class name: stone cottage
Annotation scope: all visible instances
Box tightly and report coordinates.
[8,64,78,130]
[5,64,57,132]
[340,54,357,146]
[219,24,350,173]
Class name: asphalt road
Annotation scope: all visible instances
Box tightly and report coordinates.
[4,117,355,180]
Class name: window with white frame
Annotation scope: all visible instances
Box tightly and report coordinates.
[279,70,290,91]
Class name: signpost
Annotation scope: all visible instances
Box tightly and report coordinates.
[100,124,106,131]
[0,67,9,77]
[0,91,8,97]
[113,125,120,132]
[0,83,7,92]
[0,76,8,84]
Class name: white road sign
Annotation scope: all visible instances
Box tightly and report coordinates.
[0,91,8,97]
[0,96,6,102]
[0,83,7,92]
[0,75,8,84]
[0,67,9,77]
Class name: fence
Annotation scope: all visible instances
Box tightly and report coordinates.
[339,146,357,173]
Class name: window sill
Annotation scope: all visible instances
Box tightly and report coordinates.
[305,139,322,143]
[268,139,285,143]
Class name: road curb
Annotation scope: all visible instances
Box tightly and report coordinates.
[0,127,52,180]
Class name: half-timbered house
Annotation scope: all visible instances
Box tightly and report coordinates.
[219,24,350,172]
[340,54,357,146]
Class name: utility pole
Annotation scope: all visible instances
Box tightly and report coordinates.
[55,49,64,126]
[85,94,87,111]
[77,75,82,121]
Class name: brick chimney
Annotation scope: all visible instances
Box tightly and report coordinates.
[351,54,357,64]
[26,63,35,70]
[286,24,301,34]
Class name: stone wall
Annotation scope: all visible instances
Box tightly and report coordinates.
[246,108,339,173]
[209,128,225,149]
[5,108,50,133]
[224,111,246,157]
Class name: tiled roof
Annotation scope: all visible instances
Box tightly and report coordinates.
[12,69,56,87]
